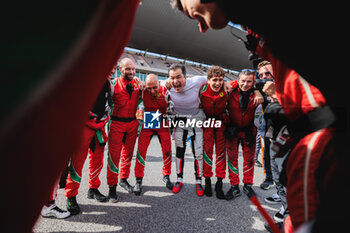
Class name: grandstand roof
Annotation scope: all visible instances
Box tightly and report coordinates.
[128,0,252,72]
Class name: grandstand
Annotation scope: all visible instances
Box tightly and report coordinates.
[116,48,239,81]
[114,0,249,82]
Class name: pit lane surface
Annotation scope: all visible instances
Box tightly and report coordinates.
[34,138,276,233]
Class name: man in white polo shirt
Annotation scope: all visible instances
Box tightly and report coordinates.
[167,64,207,196]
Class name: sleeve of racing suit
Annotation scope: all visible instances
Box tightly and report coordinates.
[229,80,238,89]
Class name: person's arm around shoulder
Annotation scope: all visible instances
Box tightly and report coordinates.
[192,75,207,87]
[160,79,172,90]
[133,76,145,91]
[253,89,264,106]
[224,80,238,93]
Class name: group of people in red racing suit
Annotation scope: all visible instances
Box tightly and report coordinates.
[44,56,265,218]
[45,39,333,233]
[200,66,262,200]
[36,2,342,233]
[168,1,337,231]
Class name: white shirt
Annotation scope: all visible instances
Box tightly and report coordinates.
[168,76,207,116]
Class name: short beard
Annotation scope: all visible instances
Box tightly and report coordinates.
[123,74,133,81]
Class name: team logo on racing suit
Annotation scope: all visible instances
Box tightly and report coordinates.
[143,110,161,129]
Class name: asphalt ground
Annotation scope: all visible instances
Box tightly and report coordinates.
[34,137,277,233]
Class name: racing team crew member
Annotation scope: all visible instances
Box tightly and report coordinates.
[166,64,207,197]
[252,33,335,231]
[133,74,173,195]
[65,80,110,215]
[170,2,337,231]
[200,66,227,199]
[108,58,142,202]
[225,70,260,200]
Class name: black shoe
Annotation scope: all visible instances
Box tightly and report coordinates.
[243,184,256,198]
[215,179,225,200]
[264,194,282,204]
[87,188,108,202]
[119,179,133,193]
[225,185,241,200]
[204,178,213,197]
[264,222,284,233]
[108,185,119,203]
[133,178,143,196]
[67,196,80,215]
[162,175,174,190]
[260,178,274,190]
[274,206,287,222]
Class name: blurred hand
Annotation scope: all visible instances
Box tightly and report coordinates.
[262,81,275,96]
[224,81,233,93]
[164,79,172,90]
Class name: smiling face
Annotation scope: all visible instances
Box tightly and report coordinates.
[208,75,224,92]
[119,58,135,81]
[207,66,225,92]
[179,0,228,33]
[145,74,159,97]
[238,74,255,92]
[169,68,186,92]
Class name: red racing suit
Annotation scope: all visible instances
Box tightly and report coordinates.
[47,182,59,204]
[200,84,227,179]
[226,85,257,186]
[65,81,110,198]
[108,77,141,186]
[254,34,334,229]
[135,85,172,178]
[65,114,109,198]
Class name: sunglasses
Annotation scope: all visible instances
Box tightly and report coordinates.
[241,69,256,72]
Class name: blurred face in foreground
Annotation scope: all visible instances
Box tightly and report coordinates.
[208,75,224,92]
[238,74,255,92]
[169,68,186,92]
[145,74,159,97]
[178,0,228,33]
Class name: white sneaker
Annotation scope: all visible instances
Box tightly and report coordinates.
[41,204,71,219]
[274,206,285,223]
[264,193,281,204]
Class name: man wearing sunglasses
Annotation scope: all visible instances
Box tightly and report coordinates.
[257,61,289,226]
[256,61,275,191]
